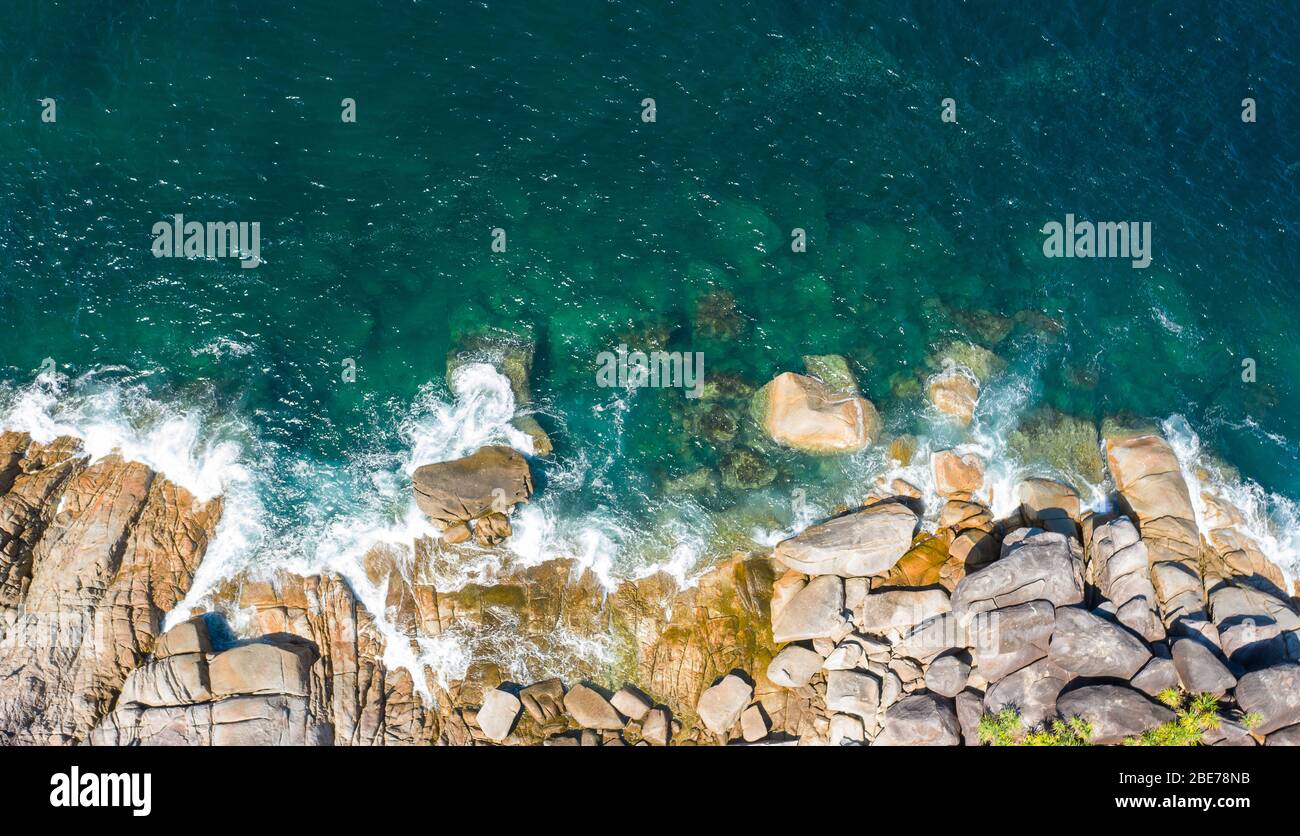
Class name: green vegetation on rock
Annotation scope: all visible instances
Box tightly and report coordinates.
[978,708,1092,746]
[1125,689,1222,746]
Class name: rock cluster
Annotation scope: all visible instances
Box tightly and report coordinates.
[1,418,1297,747]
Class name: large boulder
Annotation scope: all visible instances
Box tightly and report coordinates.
[952,530,1083,619]
[983,658,1072,729]
[766,644,824,688]
[1017,478,1080,537]
[1105,434,1214,640]
[1048,607,1152,680]
[411,445,533,530]
[117,654,212,708]
[932,451,984,499]
[925,652,972,698]
[564,684,624,730]
[855,588,950,635]
[476,688,522,741]
[926,369,979,425]
[1208,584,1300,669]
[696,674,752,736]
[972,601,1056,682]
[825,669,881,720]
[872,694,961,746]
[1233,663,1300,735]
[208,641,315,698]
[1056,685,1175,745]
[774,503,917,577]
[1170,638,1237,697]
[752,371,880,454]
[771,575,849,642]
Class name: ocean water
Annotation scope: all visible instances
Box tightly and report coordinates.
[1,2,1298,683]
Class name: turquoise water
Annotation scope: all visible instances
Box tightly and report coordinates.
[1,2,1298,652]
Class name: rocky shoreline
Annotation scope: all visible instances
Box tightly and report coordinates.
[0,349,1298,746]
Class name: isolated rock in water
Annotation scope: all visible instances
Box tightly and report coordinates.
[925,652,972,698]
[766,644,824,688]
[873,694,961,746]
[752,371,880,454]
[1170,638,1237,697]
[1233,663,1300,735]
[984,658,1072,728]
[926,368,979,425]
[411,444,533,530]
[477,688,522,741]
[1056,685,1175,745]
[208,640,316,698]
[519,679,566,724]
[952,530,1083,619]
[697,674,752,736]
[771,575,848,642]
[825,669,881,720]
[931,450,984,498]
[564,684,624,730]
[971,600,1055,682]
[775,502,917,577]
[1088,516,1165,642]
[1048,606,1152,680]
[856,588,951,635]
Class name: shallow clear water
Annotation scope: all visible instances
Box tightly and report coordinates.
[1,2,1298,678]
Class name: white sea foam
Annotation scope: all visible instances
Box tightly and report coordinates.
[1162,415,1299,587]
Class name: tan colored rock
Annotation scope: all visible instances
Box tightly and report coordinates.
[754,372,880,454]
[208,641,316,698]
[1105,434,1215,642]
[0,452,221,744]
[926,369,979,424]
[411,444,532,530]
[775,502,917,577]
[932,450,984,498]
[564,683,623,730]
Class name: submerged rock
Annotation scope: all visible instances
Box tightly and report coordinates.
[926,368,979,425]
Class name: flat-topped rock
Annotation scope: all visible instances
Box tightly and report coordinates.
[411,444,533,530]
[775,502,917,577]
[564,684,623,730]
